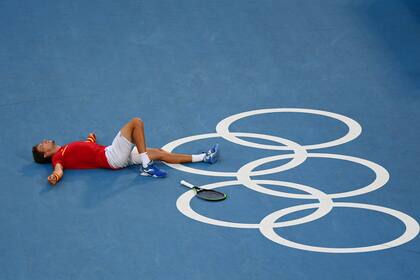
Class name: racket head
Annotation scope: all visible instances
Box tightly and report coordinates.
[194,188,227,201]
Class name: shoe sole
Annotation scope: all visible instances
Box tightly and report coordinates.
[140,172,166,178]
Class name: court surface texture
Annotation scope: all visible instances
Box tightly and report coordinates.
[1,1,419,279]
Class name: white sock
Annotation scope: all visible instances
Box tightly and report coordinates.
[140,152,151,167]
[192,153,205,162]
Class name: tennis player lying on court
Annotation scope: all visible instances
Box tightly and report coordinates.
[32,117,218,185]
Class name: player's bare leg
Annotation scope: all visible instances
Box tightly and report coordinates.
[119,118,219,176]
[120,118,147,154]
[147,148,192,164]
[120,118,167,177]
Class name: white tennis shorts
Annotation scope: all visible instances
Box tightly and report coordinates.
[105,131,142,168]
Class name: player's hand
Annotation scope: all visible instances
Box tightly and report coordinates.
[48,174,58,186]
[87,132,97,143]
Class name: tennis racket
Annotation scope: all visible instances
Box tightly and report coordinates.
[180,180,227,201]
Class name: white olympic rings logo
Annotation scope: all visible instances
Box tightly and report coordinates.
[162,108,419,253]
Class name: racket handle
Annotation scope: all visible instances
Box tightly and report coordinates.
[180,180,196,189]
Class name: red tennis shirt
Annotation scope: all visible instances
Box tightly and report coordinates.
[51,141,113,169]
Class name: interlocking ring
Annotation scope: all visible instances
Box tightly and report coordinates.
[163,108,419,253]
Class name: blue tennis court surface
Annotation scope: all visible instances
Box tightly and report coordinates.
[1,0,419,279]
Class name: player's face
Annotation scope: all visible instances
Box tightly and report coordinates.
[37,140,56,157]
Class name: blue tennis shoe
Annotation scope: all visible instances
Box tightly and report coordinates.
[203,144,219,164]
[140,161,167,178]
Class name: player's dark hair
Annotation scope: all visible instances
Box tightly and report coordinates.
[32,145,52,164]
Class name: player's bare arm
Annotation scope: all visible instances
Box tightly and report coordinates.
[47,163,63,186]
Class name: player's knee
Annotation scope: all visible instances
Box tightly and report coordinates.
[155,150,166,160]
[131,117,143,127]
[159,149,172,160]
[158,148,170,156]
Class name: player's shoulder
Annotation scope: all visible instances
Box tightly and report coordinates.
[51,145,66,167]
[52,145,67,158]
